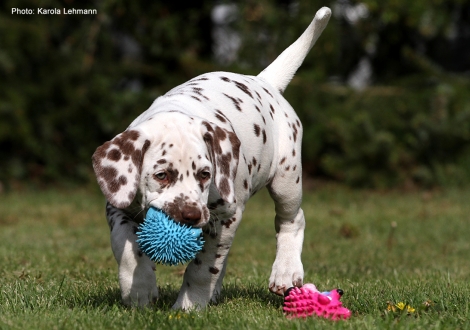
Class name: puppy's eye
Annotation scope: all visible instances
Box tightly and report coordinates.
[199,171,211,180]
[154,172,167,180]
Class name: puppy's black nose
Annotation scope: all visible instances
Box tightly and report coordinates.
[337,289,344,296]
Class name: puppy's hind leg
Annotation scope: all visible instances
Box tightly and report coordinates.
[266,167,305,296]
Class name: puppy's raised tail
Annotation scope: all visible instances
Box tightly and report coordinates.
[258,7,331,93]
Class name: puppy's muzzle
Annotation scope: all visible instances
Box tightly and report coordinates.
[180,205,201,226]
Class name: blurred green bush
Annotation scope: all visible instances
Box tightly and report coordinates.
[0,1,213,186]
[288,75,470,188]
[1,0,469,189]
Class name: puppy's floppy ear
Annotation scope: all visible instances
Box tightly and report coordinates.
[202,121,241,204]
[92,129,150,209]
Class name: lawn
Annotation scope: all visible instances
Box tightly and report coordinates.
[0,185,469,329]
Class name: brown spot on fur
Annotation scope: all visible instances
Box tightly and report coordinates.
[292,123,298,142]
[215,110,228,121]
[223,93,242,112]
[127,131,140,141]
[215,113,226,122]
[209,267,219,274]
[215,126,227,141]
[107,149,121,161]
[228,132,240,161]
[270,104,275,114]
[106,130,144,168]
[100,167,122,193]
[253,124,260,137]
[263,87,273,97]
[221,217,235,228]
[217,153,232,177]
[234,81,253,98]
[218,177,231,198]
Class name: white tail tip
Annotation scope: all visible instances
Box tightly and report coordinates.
[258,7,331,93]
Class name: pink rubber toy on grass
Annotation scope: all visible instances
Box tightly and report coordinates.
[283,283,351,320]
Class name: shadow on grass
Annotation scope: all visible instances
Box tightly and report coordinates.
[81,283,283,311]
[217,282,284,307]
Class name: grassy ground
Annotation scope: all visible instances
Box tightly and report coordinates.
[0,185,469,329]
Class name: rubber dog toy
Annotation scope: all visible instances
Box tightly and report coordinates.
[283,283,351,320]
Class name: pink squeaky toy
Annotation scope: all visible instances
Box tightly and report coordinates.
[283,283,351,320]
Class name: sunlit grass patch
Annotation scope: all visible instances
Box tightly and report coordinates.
[0,186,469,329]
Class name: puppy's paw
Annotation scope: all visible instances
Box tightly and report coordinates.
[119,261,159,307]
[268,257,304,296]
[172,293,205,311]
[122,284,159,307]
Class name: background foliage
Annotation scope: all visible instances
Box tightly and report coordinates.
[1,0,469,189]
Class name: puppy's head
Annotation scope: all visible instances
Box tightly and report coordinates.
[92,112,240,227]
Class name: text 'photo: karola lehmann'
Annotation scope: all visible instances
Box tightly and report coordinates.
[11,7,97,15]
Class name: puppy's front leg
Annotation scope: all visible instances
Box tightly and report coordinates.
[173,208,243,310]
[106,202,159,306]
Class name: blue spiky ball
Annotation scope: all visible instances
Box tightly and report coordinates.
[136,208,204,266]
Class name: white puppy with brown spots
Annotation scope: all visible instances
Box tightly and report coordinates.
[92,7,331,310]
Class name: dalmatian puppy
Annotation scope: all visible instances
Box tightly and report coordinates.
[92,7,331,310]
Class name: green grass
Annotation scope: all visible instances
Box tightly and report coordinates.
[0,185,469,329]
